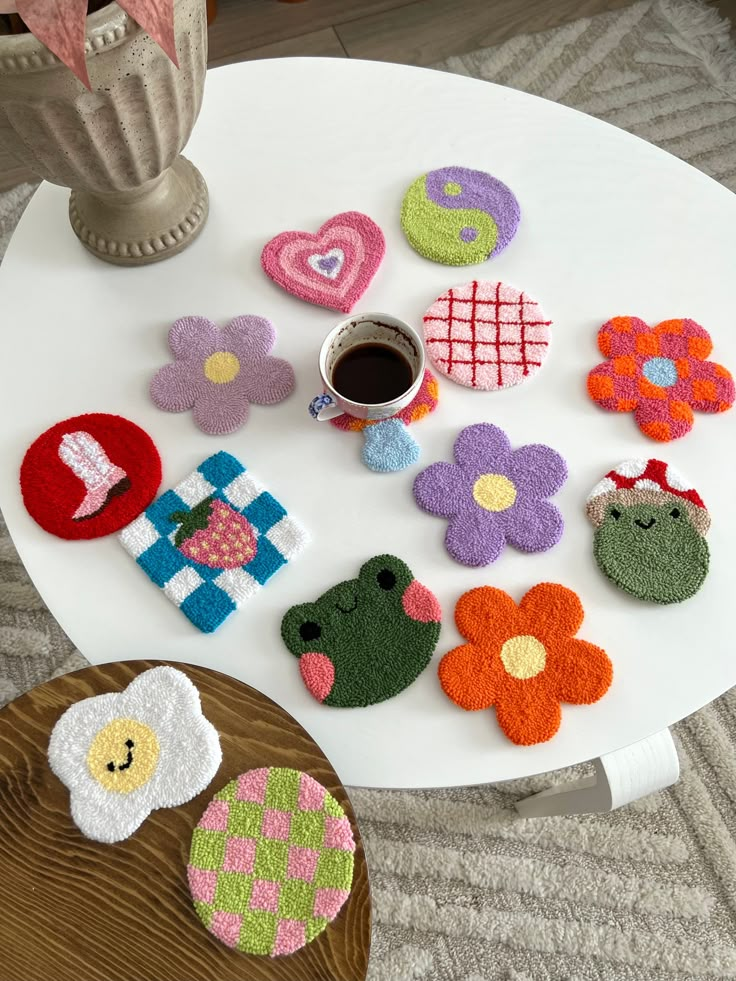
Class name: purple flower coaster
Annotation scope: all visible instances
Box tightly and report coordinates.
[151,315,295,435]
[413,423,567,567]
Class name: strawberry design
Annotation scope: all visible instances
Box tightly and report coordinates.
[171,497,257,569]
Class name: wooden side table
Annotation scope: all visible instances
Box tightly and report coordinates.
[0,661,371,981]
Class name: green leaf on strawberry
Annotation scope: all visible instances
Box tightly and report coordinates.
[171,497,216,548]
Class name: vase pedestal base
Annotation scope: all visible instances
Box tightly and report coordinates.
[69,155,208,267]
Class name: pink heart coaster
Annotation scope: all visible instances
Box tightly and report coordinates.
[261,211,386,313]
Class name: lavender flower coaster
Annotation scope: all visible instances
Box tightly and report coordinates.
[151,315,295,435]
[413,423,567,567]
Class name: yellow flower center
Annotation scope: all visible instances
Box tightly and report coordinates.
[500,635,547,680]
[86,718,160,794]
[204,351,240,384]
[472,474,517,512]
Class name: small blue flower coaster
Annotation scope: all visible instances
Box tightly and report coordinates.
[119,451,309,632]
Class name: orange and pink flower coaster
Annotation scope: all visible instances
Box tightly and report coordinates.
[188,767,355,958]
[329,369,439,472]
[439,583,612,745]
[587,316,734,441]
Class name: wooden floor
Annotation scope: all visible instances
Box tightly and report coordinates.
[209,0,735,66]
[1,0,734,189]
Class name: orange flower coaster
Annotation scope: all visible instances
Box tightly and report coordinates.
[438,584,612,745]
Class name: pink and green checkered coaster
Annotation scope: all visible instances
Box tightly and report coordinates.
[187,767,355,957]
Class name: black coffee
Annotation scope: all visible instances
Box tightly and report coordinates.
[332,343,414,405]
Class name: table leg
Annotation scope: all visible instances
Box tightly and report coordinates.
[514,728,679,818]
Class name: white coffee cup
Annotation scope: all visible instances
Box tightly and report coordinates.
[308,312,425,422]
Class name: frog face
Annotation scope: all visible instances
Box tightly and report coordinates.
[593,499,709,604]
[281,554,442,707]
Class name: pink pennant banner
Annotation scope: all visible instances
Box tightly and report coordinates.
[17,0,91,87]
[118,0,178,66]
[14,0,178,88]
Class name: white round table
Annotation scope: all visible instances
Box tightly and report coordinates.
[1,59,734,802]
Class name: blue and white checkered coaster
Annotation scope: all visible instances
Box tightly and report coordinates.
[119,451,309,633]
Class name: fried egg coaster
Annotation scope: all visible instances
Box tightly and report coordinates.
[47,666,221,843]
[187,767,355,957]
[586,458,710,604]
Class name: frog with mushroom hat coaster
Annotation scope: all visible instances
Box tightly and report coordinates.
[586,458,710,604]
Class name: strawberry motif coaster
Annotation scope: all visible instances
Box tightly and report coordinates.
[119,452,309,633]
[261,211,385,313]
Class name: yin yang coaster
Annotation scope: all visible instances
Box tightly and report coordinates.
[401,166,520,266]
[586,458,710,604]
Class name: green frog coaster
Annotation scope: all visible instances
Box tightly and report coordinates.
[281,555,442,707]
[586,458,710,604]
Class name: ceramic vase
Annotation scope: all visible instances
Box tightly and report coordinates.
[0,0,208,265]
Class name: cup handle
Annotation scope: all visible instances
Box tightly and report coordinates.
[308,393,344,422]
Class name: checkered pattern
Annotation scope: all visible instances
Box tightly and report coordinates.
[587,316,735,442]
[119,452,308,633]
[423,280,552,390]
[187,768,355,958]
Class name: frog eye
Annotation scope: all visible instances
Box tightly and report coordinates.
[610,508,621,520]
[377,568,396,591]
[670,507,680,519]
[299,620,322,642]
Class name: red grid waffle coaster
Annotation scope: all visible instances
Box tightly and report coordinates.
[423,280,552,391]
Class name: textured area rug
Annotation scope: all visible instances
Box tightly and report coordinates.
[2,1,736,978]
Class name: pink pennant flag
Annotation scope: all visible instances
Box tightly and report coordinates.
[118,0,178,67]
[17,0,91,87]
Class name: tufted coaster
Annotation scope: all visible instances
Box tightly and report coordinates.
[423,280,551,390]
[328,369,440,472]
[187,767,355,957]
[150,315,295,436]
[413,423,567,567]
[119,452,308,633]
[20,413,162,540]
[586,458,710,604]
[587,316,735,441]
[261,211,385,313]
[400,165,520,265]
[438,584,613,745]
[48,666,221,843]
[281,555,441,707]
